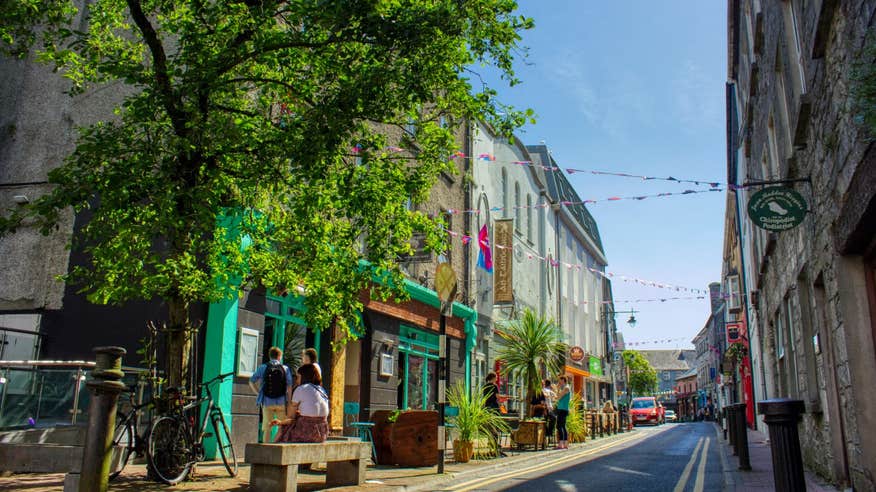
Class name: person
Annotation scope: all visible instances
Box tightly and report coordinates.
[555,375,571,449]
[530,390,546,418]
[250,346,294,443]
[483,372,500,410]
[272,363,329,443]
[303,347,321,378]
[602,400,616,433]
[542,379,557,438]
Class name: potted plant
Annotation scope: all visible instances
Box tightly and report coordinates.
[566,393,588,442]
[495,309,567,416]
[446,382,510,463]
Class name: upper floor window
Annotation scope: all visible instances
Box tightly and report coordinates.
[782,1,807,96]
[501,169,508,217]
[526,194,533,242]
[514,182,521,232]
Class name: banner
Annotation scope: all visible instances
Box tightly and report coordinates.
[493,219,513,304]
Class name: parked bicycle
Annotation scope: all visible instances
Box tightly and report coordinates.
[147,372,237,484]
[110,385,153,480]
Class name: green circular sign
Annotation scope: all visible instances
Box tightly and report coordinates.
[747,186,808,231]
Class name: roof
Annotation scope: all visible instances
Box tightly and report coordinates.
[526,145,605,257]
[637,349,697,371]
[675,367,698,381]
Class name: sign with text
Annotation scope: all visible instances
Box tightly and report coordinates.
[726,322,744,345]
[588,356,603,376]
[493,219,514,304]
[747,186,807,231]
[569,346,585,362]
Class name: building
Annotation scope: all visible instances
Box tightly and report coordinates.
[674,369,698,421]
[726,0,876,488]
[636,349,696,412]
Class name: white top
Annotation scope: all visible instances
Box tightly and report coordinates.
[313,362,322,378]
[292,383,329,417]
[542,387,556,411]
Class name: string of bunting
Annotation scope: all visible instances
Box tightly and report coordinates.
[356,145,740,190]
[443,228,712,295]
[616,337,691,347]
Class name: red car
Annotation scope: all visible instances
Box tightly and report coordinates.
[630,397,664,425]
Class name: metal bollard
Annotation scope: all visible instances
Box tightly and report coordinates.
[728,404,737,454]
[731,403,751,470]
[78,347,127,492]
[757,399,806,492]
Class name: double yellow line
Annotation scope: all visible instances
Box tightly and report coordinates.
[447,431,650,491]
[673,436,710,492]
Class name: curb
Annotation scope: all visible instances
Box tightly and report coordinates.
[713,423,739,492]
[393,429,644,491]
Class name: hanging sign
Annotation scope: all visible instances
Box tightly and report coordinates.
[493,219,514,304]
[747,186,807,231]
[726,322,743,345]
[588,356,603,376]
[569,346,585,362]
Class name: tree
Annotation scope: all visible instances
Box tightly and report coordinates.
[495,309,567,414]
[0,1,534,387]
[622,350,657,399]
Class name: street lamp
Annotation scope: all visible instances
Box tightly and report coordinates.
[605,307,637,328]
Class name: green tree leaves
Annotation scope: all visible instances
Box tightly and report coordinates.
[0,0,533,384]
[622,350,658,397]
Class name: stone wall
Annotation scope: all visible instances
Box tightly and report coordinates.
[731,0,876,489]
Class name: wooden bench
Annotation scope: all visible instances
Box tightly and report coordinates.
[245,438,370,491]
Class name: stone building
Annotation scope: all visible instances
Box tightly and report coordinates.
[726,0,876,488]
[636,349,696,412]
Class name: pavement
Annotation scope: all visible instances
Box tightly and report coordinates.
[713,423,840,492]
[0,423,844,491]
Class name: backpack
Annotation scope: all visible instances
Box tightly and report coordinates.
[262,361,287,399]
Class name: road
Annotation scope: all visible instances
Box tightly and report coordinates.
[438,422,723,492]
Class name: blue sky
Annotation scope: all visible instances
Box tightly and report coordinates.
[490,1,728,349]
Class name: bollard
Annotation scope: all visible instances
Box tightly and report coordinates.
[757,399,806,492]
[78,347,127,492]
[728,404,737,454]
[731,403,751,471]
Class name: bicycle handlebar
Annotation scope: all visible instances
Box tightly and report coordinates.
[200,372,236,387]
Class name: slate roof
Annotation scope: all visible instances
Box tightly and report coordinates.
[637,349,697,371]
[526,144,605,257]
[675,367,698,381]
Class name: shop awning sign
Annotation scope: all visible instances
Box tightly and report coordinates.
[747,186,807,231]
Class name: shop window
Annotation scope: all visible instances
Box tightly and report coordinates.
[397,325,440,410]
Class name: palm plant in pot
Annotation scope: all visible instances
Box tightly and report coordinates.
[446,382,510,462]
[495,308,568,416]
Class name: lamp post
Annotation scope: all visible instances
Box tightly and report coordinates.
[604,307,637,408]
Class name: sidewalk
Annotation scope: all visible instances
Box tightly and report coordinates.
[714,424,840,492]
[0,430,641,491]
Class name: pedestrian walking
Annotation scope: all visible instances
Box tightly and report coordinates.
[249,346,294,443]
[542,379,557,438]
[555,375,571,449]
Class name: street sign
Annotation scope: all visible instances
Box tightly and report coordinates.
[434,263,457,302]
[747,186,807,231]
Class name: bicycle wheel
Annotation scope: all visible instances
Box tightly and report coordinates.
[109,418,133,481]
[212,411,238,477]
[147,416,193,485]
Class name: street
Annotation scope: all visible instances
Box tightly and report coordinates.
[437,423,722,492]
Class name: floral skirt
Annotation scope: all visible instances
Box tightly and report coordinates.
[275,415,328,443]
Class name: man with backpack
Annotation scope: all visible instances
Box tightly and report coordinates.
[250,346,294,442]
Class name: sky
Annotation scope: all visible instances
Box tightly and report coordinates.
[488,1,729,350]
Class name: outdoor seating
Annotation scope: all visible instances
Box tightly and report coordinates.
[343,401,376,462]
[245,438,370,492]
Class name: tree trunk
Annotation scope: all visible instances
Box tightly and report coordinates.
[329,319,347,434]
[165,298,193,389]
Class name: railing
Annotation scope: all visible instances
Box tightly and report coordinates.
[0,360,150,430]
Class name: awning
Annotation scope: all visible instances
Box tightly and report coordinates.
[564,365,591,378]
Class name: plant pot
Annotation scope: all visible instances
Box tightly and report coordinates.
[371,410,439,466]
[453,439,474,463]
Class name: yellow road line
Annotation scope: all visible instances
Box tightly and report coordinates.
[450,430,654,492]
[693,437,710,492]
[672,437,704,492]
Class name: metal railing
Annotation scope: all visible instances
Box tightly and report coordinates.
[0,360,150,430]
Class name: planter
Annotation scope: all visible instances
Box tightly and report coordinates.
[511,420,545,450]
[371,410,438,466]
[453,439,474,463]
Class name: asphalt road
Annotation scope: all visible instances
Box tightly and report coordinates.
[441,422,723,492]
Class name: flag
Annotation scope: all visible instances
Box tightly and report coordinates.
[477,224,492,273]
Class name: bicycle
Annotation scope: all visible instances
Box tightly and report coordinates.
[110,386,152,481]
[146,372,238,484]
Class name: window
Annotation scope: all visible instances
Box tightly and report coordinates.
[796,271,822,409]
[526,194,532,242]
[514,182,521,232]
[397,326,440,410]
[782,1,807,96]
[784,295,799,397]
[725,275,742,311]
[501,169,508,217]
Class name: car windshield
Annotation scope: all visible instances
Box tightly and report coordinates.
[666,410,676,415]
[631,400,655,409]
